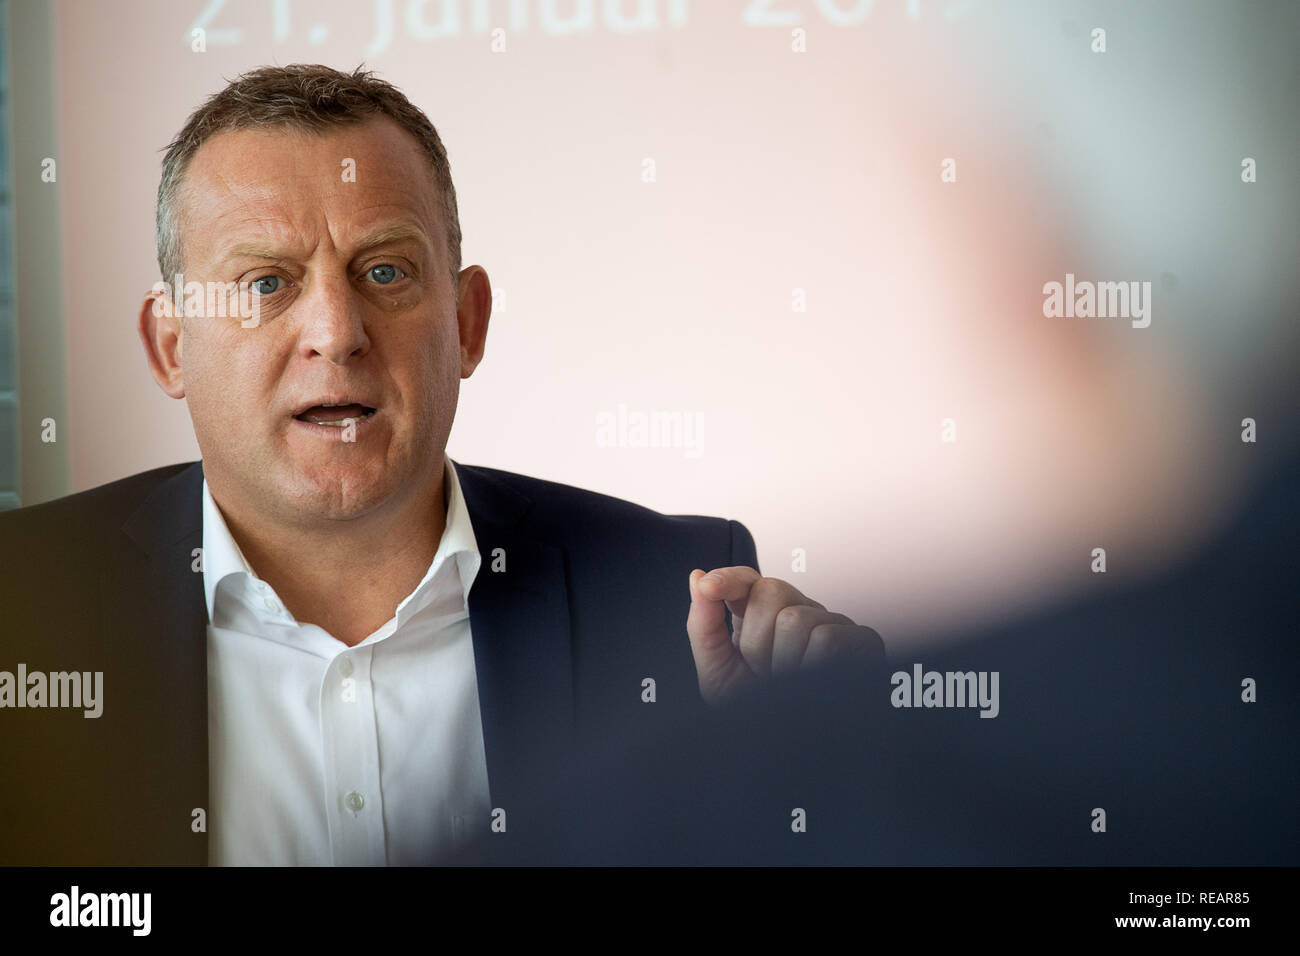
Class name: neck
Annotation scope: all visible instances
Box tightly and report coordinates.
[212,462,449,647]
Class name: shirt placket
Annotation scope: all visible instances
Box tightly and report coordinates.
[320,644,386,865]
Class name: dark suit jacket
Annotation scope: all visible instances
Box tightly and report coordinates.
[0,460,758,865]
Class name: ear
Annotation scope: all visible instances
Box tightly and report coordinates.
[138,284,186,399]
[455,265,492,379]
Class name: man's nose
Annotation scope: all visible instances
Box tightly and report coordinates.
[295,272,370,363]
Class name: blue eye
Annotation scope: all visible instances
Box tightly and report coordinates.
[251,275,281,295]
[367,264,402,285]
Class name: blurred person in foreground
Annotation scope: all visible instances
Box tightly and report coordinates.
[454,443,1297,864]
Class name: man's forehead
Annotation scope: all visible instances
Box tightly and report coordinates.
[179,117,441,258]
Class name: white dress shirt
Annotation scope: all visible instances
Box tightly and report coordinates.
[202,456,490,865]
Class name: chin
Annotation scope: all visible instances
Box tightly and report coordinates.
[282,465,397,520]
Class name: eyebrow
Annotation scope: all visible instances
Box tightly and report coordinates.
[216,222,434,265]
[351,223,434,257]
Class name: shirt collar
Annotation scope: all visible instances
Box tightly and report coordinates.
[401,456,481,624]
[201,455,481,624]
[201,477,254,622]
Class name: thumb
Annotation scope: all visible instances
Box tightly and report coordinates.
[686,569,750,700]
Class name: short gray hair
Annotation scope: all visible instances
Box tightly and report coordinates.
[156,64,462,290]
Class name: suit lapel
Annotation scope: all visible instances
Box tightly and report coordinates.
[453,461,575,817]
[106,458,575,859]
[117,460,209,865]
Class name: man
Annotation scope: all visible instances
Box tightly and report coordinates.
[0,64,880,865]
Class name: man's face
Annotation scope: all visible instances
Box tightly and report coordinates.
[162,116,476,525]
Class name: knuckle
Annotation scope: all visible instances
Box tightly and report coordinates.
[751,576,790,605]
[776,604,817,632]
[808,622,839,643]
[811,623,886,658]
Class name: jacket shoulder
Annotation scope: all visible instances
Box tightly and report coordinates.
[0,462,198,551]
[453,462,758,567]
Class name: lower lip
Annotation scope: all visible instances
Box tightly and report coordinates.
[290,410,379,440]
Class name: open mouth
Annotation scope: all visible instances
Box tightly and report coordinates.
[293,402,378,427]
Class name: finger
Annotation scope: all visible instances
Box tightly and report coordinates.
[694,566,764,622]
[803,623,886,671]
[734,577,826,678]
[686,569,753,699]
[686,569,732,658]
[771,607,854,676]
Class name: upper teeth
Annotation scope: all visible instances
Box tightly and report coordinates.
[303,407,374,426]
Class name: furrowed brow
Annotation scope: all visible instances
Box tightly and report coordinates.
[213,223,433,268]
[351,223,433,257]
[218,242,287,263]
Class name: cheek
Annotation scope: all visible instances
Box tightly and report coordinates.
[398,324,460,405]
[405,351,456,424]
[185,333,277,432]
[436,333,465,399]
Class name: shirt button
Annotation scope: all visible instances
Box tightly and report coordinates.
[263,597,278,613]
[338,657,354,678]
[345,791,365,813]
